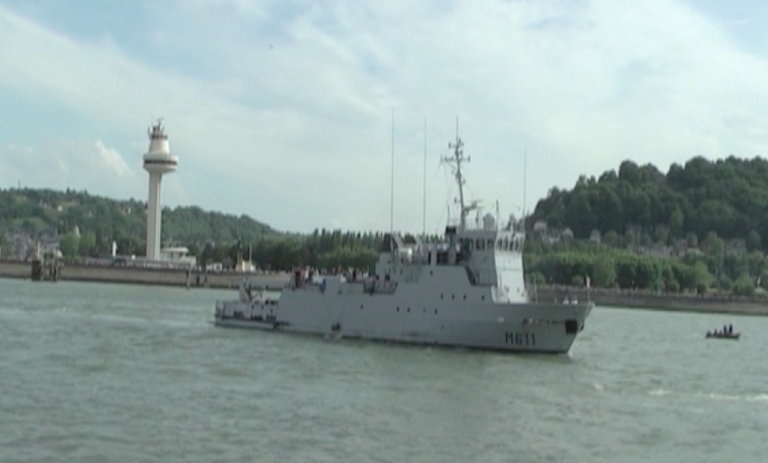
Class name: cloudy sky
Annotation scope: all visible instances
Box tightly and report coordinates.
[1,0,767,234]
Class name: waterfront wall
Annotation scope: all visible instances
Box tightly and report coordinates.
[0,260,290,289]
[0,260,30,279]
[532,286,768,316]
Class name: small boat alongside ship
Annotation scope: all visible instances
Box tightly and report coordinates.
[213,132,594,354]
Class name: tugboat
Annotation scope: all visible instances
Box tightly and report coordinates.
[213,130,594,354]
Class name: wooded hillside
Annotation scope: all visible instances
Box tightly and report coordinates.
[530,156,768,248]
[0,188,274,256]
[3,153,768,292]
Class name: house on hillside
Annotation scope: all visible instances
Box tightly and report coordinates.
[531,220,577,244]
[561,228,574,242]
[589,229,601,244]
[532,221,548,239]
[2,229,61,260]
[637,243,672,258]
[39,230,61,257]
[725,238,746,254]
[670,238,690,256]
[160,246,197,267]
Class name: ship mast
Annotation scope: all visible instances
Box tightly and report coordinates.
[443,118,471,231]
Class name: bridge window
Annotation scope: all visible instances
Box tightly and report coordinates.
[503,237,510,251]
[497,239,503,249]
[144,159,177,166]
[476,239,484,250]
[487,239,494,249]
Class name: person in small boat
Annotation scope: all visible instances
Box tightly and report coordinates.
[728,324,733,334]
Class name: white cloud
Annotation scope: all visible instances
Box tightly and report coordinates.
[2,0,768,233]
[0,139,140,198]
[94,139,132,177]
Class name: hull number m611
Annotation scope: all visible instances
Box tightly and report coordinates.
[505,332,535,346]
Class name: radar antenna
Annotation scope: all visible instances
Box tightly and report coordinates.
[442,117,472,231]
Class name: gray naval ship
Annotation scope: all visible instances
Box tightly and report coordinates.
[214,134,593,354]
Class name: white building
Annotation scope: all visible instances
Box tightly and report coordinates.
[160,246,197,267]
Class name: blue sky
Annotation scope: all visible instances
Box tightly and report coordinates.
[2,0,768,234]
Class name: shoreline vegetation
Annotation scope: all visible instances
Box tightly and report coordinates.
[4,155,768,318]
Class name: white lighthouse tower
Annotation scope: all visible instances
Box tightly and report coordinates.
[142,118,178,261]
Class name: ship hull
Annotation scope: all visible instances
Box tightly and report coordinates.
[214,283,592,354]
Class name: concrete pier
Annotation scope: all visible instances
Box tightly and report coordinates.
[0,259,289,289]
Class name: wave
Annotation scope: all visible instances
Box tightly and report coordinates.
[647,388,768,402]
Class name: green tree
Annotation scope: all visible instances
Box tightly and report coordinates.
[746,230,762,252]
[746,251,765,277]
[686,233,699,249]
[624,190,651,227]
[732,273,755,296]
[79,231,96,257]
[669,206,684,239]
[564,191,594,238]
[59,232,80,258]
[692,261,712,294]
[592,255,617,288]
[602,230,622,247]
[527,154,768,250]
[528,272,546,285]
[665,277,680,292]
[0,233,7,259]
[717,275,733,292]
[759,270,768,290]
[703,232,724,257]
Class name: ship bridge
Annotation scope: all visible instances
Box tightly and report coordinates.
[373,213,527,303]
[372,229,526,303]
[372,127,528,303]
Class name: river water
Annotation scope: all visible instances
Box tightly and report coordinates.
[1,278,766,462]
